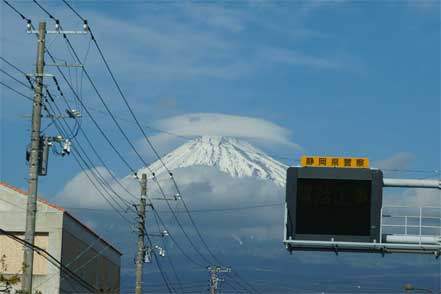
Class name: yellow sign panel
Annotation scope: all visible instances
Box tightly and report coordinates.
[301,156,369,168]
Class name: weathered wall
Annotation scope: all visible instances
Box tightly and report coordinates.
[60,214,121,293]
[0,233,48,275]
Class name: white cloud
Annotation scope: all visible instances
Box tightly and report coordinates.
[135,112,301,161]
[55,166,132,209]
[57,164,439,272]
[154,113,298,147]
[56,163,285,240]
[406,0,441,11]
[385,188,441,207]
[374,152,416,170]
[57,2,352,83]
[259,47,345,70]
[182,3,248,32]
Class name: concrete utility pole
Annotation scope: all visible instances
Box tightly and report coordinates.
[135,174,147,294]
[208,266,231,294]
[22,21,46,294]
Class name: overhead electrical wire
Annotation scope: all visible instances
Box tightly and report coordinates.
[151,205,185,293]
[5,6,251,294]
[3,2,440,293]
[0,80,33,102]
[24,9,206,291]
[49,202,285,214]
[0,56,137,210]
[45,88,138,201]
[0,228,98,293]
[34,224,117,290]
[151,176,215,266]
[57,27,152,171]
[0,68,33,90]
[30,4,226,283]
[43,100,135,224]
[45,89,80,140]
[23,12,196,292]
[2,0,32,24]
[59,2,259,291]
[150,206,207,268]
[59,4,255,290]
[3,2,244,293]
[45,95,135,211]
[0,54,137,220]
[1,56,40,92]
[45,49,138,176]
[143,223,174,294]
[7,2,261,292]
[1,56,28,74]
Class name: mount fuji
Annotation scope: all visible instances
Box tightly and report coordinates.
[138,136,288,187]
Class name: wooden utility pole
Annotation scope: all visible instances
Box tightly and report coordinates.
[135,174,147,294]
[22,21,46,294]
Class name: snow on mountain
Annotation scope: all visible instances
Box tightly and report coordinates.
[138,136,288,187]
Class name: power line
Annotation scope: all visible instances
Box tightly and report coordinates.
[12,2,141,179]
[7,3,275,292]
[65,202,284,214]
[143,223,174,294]
[151,204,185,294]
[167,175,258,292]
[0,80,33,102]
[41,13,152,170]
[1,57,138,207]
[0,228,98,293]
[58,2,258,291]
[150,206,207,268]
[45,97,133,212]
[62,0,86,22]
[3,1,210,292]
[33,223,116,290]
[42,103,135,224]
[48,27,217,285]
[0,56,27,74]
[0,68,32,90]
[46,88,138,201]
[18,7,214,290]
[2,0,32,24]
[45,49,138,175]
[32,0,57,21]
[44,93,131,219]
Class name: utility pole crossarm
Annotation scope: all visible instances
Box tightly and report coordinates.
[383,178,441,190]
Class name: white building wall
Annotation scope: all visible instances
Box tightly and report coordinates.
[0,183,121,294]
[0,184,64,294]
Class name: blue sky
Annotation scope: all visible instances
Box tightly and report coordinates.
[1,1,440,293]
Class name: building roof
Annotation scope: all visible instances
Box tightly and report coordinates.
[0,181,122,256]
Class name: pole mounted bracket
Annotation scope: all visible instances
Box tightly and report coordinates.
[26,73,54,78]
[27,29,89,35]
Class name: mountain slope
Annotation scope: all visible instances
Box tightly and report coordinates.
[138,136,287,186]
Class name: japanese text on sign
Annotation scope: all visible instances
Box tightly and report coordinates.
[301,156,369,168]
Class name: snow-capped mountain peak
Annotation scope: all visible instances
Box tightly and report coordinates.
[139,136,287,186]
